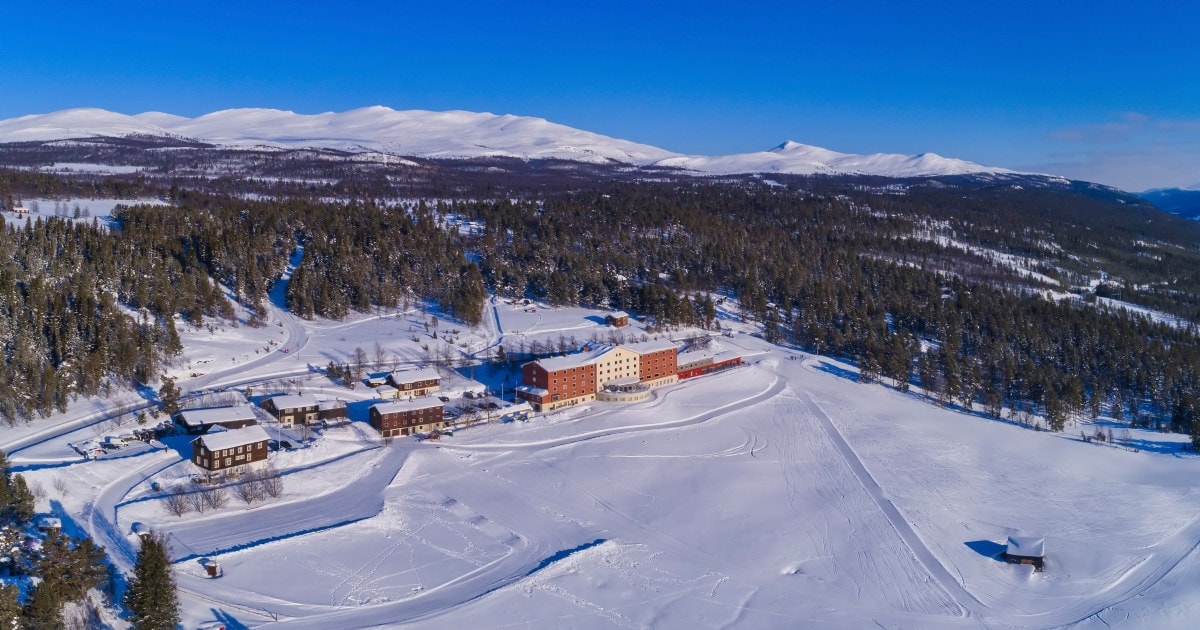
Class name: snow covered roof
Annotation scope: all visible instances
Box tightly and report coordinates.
[516,385,549,396]
[677,348,740,368]
[623,339,678,355]
[389,367,441,384]
[1006,536,1046,558]
[371,398,443,415]
[267,394,320,411]
[194,425,271,451]
[318,399,346,411]
[175,406,258,427]
[536,345,615,371]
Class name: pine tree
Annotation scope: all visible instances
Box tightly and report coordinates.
[158,377,181,416]
[0,583,23,630]
[7,475,34,524]
[0,451,10,510]
[123,532,180,630]
[22,582,60,630]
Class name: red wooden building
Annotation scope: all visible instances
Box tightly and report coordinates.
[676,349,742,379]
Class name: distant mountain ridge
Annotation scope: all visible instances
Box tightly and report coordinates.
[0,106,1015,178]
[1139,186,1200,220]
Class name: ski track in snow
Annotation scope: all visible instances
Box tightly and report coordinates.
[794,362,1200,629]
[796,388,980,619]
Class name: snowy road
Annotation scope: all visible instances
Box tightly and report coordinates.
[186,246,310,395]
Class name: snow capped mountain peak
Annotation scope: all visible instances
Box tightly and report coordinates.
[0,107,1015,178]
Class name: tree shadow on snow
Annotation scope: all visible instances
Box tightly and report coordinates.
[965,539,1006,560]
[210,608,251,630]
[812,360,859,383]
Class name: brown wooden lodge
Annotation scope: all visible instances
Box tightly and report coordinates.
[369,398,445,437]
[191,425,271,472]
[386,368,441,398]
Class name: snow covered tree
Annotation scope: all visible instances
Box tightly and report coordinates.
[123,532,180,630]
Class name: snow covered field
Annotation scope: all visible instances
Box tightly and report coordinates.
[4,296,1200,629]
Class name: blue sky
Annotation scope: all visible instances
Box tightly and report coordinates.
[2,1,1198,190]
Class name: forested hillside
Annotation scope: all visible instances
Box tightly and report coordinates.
[2,162,1200,443]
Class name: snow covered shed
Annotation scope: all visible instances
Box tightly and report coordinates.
[1003,536,1046,570]
[605,311,630,327]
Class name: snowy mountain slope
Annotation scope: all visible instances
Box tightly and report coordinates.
[0,107,680,165]
[0,107,1012,177]
[653,140,1010,177]
[0,108,179,142]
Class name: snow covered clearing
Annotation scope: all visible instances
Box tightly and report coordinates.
[5,296,1200,629]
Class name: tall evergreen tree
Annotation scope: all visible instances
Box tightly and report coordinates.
[7,475,34,524]
[158,377,182,416]
[21,583,61,630]
[123,532,180,630]
[0,584,23,630]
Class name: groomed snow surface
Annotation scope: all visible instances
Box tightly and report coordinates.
[6,299,1200,629]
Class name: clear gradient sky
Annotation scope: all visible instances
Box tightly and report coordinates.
[2,1,1198,191]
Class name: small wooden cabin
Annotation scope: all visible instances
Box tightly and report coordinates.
[1003,536,1046,571]
[605,311,630,327]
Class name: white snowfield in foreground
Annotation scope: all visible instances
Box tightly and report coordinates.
[9,298,1200,629]
[0,107,1013,177]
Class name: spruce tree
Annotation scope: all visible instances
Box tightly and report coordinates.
[0,584,22,630]
[21,582,61,630]
[123,532,180,630]
[7,475,34,524]
[0,451,10,510]
[158,377,181,416]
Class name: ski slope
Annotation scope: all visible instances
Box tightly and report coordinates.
[9,300,1200,629]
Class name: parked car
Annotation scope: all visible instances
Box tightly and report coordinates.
[279,440,293,450]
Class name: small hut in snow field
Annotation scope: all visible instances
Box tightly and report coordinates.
[1003,536,1046,571]
[605,311,630,327]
